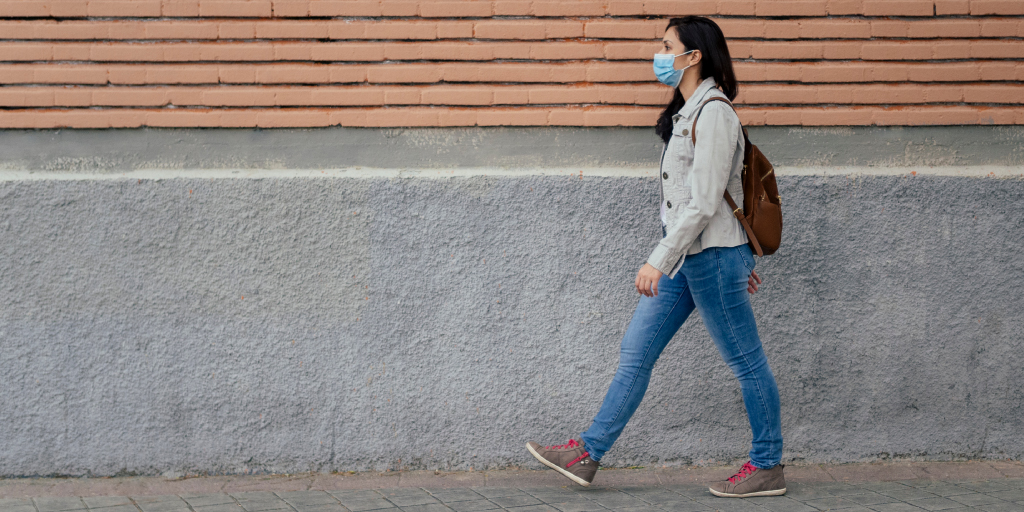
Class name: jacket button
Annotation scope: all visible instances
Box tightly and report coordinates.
[666,201,672,208]
[682,129,689,136]
[662,172,668,179]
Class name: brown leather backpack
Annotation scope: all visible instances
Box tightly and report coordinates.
[691,97,782,256]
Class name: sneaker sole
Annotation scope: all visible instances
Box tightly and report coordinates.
[708,487,787,498]
[525,442,592,487]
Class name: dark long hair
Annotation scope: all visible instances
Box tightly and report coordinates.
[654,16,738,143]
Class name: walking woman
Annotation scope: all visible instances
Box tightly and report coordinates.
[525,16,786,498]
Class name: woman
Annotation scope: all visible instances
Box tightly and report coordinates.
[525,16,785,498]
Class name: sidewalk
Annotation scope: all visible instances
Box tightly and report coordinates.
[2,461,1022,512]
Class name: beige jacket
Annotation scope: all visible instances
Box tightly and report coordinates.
[648,76,748,278]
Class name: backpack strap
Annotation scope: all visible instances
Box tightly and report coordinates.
[689,96,764,257]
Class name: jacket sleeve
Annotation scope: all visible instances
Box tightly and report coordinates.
[647,101,741,276]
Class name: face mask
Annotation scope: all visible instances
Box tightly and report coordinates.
[653,50,694,88]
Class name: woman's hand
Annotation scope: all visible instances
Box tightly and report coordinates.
[636,263,664,297]
[747,270,762,294]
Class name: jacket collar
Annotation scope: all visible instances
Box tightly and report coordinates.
[673,76,719,122]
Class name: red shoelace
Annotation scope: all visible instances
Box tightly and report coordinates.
[727,461,758,483]
[545,439,579,450]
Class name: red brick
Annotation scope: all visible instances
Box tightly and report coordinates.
[492,0,532,15]
[379,0,418,16]
[92,87,170,105]
[308,86,385,105]
[474,21,547,40]
[750,41,823,60]
[934,0,969,14]
[796,19,870,38]
[963,84,1024,103]
[312,43,385,60]
[107,65,146,83]
[907,62,979,81]
[329,65,367,83]
[491,87,527,104]
[477,107,548,126]
[361,108,439,127]
[716,0,756,15]
[421,86,492,105]
[218,21,257,39]
[255,21,328,38]
[716,18,766,38]
[256,109,331,127]
[755,0,827,16]
[907,19,981,38]
[0,1,51,16]
[543,21,585,39]
[585,62,648,83]
[0,87,55,107]
[643,0,716,15]
[87,0,162,16]
[531,0,604,16]
[28,64,107,84]
[606,1,644,15]
[162,0,201,16]
[526,42,602,60]
[382,87,420,103]
[862,41,933,61]
[603,42,659,60]
[762,20,800,39]
[437,21,474,38]
[825,0,862,14]
[978,19,1021,37]
[971,40,1024,59]
[349,21,438,40]
[863,0,934,16]
[272,0,309,15]
[418,1,491,17]
[367,64,443,83]
[202,87,275,105]
[48,0,90,16]
[202,43,275,60]
[978,61,1018,81]
[148,64,220,83]
[0,43,54,61]
[199,0,273,16]
[257,64,331,83]
[309,1,381,16]
[869,20,908,37]
[583,107,658,126]
[971,1,1024,15]
[583,20,662,39]
[271,86,313,105]
[144,21,220,39]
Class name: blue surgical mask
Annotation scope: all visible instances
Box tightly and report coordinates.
[653,50,694,88]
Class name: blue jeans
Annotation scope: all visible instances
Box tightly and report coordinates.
[579,244,783,469]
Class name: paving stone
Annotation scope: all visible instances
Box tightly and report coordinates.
[469,488,527,500]
[813,483,872,496]
[579,493,647,509]
[857,483,914,494]
[487,495,542,509]
[948,494,1004,507]
[82,498,133,509]
[688,498,764,512]
[192,505,244,512]
[393,504,450,512]
[183,496,237,508]
[90,506,138,512]
[661,484,709,498]
[423,490,482,504]
[907,484,978,498]
[376,490,437,508]
[327,492,381,502]
[976,503,1023,512]
[843,492,901,506]
[745,496,817,512]
[34,498,86,512]
[498,506,559,512]
[786,484,841,500]
[277,492,338,507]
[546,502,608,512]
[906,497,970,511]
[444,500,499,512]
[984,489,1024,503]
[801,496,863,510]
[869,503,930,512]
[955,482,1013,494]
[330,499,394,512]
[0,501,36,512]
[880,489,942,501]
[132,500,188,512]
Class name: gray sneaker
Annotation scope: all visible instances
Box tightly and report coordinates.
[525,439,599,486]
[709,461,787,497]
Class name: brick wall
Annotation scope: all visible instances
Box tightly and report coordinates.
[0,0,1021,128]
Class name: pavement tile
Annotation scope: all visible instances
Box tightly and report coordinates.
[498,506,558,512]
[330,498,394,512]
[785,482,840,499]
[277,492,338,506]
[745,496,818,512]
[376,490,437,508]
[801,496,863,510]
[192,506,244,512]
[397,473,485,490]
[87,506,137,512]
[689,498,764,512]
[327,492,380,502]
[857,483,914,494]
[182,495,237,507]
[902,484,976,497]
[866,503,929,512]
[910,464,1005,482]
[976,504,1023,512]
[467,488,525,500]
[953,482,1012,494]
[34,498,86,512]
[984,489,1024,503]
[827,465,919,483]
[487,495,542,509]
[660,484,709,498]
[393,505,450,512]
[444,500,499,512]
[947,494,1004,507]
[81,498,133,509]
[786,465,839,483]
[0,505,36,512]
[906,497,971,511]
[0,501,34,508]
[843,492,901,506]
[288,505,346,512]
[811,482,871,496]
[546,502,608,512]
[648,500,713,512]
[879,489,942,501]
[314,475,401,492]
[422,490,482,504]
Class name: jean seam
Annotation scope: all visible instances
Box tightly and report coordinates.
[599,282,689,449]
[715,248,776,468]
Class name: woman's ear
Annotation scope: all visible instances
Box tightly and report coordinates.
[688,49,702,67]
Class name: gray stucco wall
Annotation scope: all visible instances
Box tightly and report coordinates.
[1,127,1022,477]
